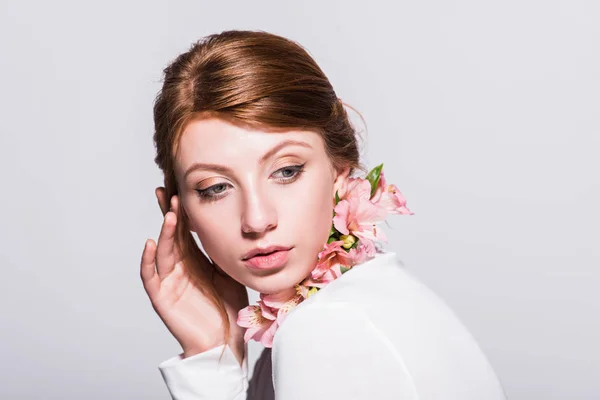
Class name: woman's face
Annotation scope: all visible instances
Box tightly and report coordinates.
[174,116,349,294]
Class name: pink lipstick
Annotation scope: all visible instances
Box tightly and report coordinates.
[243,249,291,270]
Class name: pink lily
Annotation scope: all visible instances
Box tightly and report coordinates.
[337,177,372,202]
[371,170,413,215]
[237,301,279,347]
[348,238,376,264]
[274,295,304,325]
[333,195,388,243]
[261,288,303,325]
[311,240,353,280]
[295,283,310,299]
[302,263,344,289]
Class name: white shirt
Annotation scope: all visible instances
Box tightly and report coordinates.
[158,251,507,399]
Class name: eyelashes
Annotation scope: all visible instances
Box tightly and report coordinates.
[272,163,306,184]
[194,163,306,202]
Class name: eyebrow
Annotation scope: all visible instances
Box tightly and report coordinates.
[183,139,313,180]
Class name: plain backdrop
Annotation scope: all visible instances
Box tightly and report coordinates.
[0,1,598,399]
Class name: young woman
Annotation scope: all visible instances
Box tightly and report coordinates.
[140,30,507,400]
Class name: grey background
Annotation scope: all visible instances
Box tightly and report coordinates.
[1,0,598,399]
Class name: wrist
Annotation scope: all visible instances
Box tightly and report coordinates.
[182,344,218,359]
[181,342,245,367]
[181,337,228,359]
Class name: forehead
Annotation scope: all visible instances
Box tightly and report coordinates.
[175,117,325,169]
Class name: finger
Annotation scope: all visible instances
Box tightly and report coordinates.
[169,194,213,272]
[170,194,181,214]
[156,210,178,278]
[159,260,188,300]
[169,195,184,263]
[155,187,168,216]
[140,239,160,298]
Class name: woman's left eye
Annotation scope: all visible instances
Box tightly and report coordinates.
[273,164,306,182]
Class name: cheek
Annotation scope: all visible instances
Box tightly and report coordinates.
[184,201,235,264]
[280,172,334,246]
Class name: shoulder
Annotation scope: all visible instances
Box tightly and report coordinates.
[298,251,465,322]
[272,251,405,343]
[269,252,420,397]
[273,299,374,344]
[269,252,507,399]
[271,300,418,399]
[288,251,426,312]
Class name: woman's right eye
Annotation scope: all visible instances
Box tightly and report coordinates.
[195,183,230,200]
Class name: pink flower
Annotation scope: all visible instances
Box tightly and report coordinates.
[302,263,344,289]
[261,287,297,309]
[371,170,413,215]
[348,238,376,264]
[337,178,372,202]
[311,240,353,280]
[237,301,279,347]
[295,283,310,299]
[333,195,388,243]
[261,288,303,325]
[274,295,303,325]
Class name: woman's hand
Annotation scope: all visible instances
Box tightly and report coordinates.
[140,188,249,364]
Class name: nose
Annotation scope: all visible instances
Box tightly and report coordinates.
[240,184,278,235]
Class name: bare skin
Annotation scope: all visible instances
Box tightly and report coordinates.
[140,187,249,365]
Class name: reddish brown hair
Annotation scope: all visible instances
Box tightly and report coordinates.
[152,29,365,349]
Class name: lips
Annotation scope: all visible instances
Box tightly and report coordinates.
[253,249,278,257]
[242,245,293,261]
[243,249,292,270]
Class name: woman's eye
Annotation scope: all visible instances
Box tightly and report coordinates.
[273,164,306,182]
[210,184,228,193]
[195,183,230,200]
[281,168,295,177]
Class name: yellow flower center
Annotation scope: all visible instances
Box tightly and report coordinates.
[249,305,267,325]
[340,234,357,249]
[306,287,319,298]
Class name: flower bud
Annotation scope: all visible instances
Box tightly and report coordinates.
[340,234,357,249]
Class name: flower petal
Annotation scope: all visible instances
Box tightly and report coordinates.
[333,200,351,235]
[260,319,280,348]
[311,240,352,279]
[237,305,261,328]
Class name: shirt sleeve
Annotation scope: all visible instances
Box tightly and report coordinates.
[270,302,420,400]
[158,344,249,400]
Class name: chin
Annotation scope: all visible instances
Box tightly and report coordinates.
[246,260,315,295]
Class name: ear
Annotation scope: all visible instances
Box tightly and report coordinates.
[332,165,351,198]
